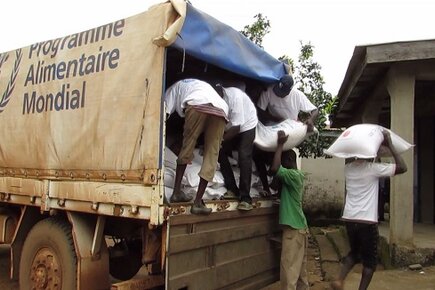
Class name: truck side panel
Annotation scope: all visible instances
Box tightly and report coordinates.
[0,177,166,225]
[166,207,281,290]
[0,3,175,182]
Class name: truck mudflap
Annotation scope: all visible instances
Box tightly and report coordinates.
[166,206,281,290]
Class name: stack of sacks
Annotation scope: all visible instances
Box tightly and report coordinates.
[164,147,261,201]
[164,147,226,201]
[254,119,315,152]
[324,124,413,159]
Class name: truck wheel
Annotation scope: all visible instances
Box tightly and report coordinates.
[109,240,142,281]
[19,217,77,290]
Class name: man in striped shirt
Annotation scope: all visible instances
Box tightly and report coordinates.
[164,79,228,215]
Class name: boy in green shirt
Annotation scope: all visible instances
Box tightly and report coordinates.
[270,130,309,290]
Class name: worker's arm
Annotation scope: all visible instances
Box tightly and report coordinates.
[223,126,240,141]
[382,130,407,175]
[269,130,288,175]
[304,108,318,133]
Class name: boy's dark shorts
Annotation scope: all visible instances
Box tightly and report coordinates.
[345,221,379,269]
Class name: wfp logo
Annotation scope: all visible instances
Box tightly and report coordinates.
[0,49,22,113]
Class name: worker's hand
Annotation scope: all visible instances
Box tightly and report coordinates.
[381,129,393,147]
[277,130,288,145]
[304,118,314,133]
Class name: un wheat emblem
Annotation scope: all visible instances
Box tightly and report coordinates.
[0,49,22,113]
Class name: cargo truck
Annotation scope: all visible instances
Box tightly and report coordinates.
[0,1,289,289]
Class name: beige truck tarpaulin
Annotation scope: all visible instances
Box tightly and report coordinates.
[0,1,186,183]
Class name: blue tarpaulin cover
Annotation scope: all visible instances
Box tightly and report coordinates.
[171,4,287,83]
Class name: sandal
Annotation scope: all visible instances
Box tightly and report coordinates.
[190,200,212,215]
[237,201,253,211]
[170,191,193,203]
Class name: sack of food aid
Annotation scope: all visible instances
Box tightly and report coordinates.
[324,124,413,158]
[254,119,314,152]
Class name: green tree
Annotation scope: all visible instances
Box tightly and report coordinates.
[242,16,337,158]
[278,55,294,74]
[293,42,337,158]
[240,14,270,48]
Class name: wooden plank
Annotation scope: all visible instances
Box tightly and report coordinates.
[166,208,281,289]
[169,212,279,237]
[215,250,281,287]
[167,245,210,277]
[49,181,153,206]
[214,235,279,265]
[0,177,46,197]
[218,269,279,290]
[167,267,216,290]
[168,218,280,254]
[167,203,277,226]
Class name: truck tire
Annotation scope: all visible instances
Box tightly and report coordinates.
[19,217,77,290]
[109,239,142,281]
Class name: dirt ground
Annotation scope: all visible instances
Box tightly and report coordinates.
[261,231,435,290]
[261,234,331,290]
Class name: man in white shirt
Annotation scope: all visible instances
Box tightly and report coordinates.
[216,85,258,210]
[254,75,318,195]
[256,74,318,129]
[164,79,228,215]
[331,130,407,290]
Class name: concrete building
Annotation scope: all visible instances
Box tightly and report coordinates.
[301,155,345,218]
[331,39,435,265]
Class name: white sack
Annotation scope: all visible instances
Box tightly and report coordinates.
[324,124,413,159]
[164,167,176,188]
[183,163,225,188]
[164,147,262,201]
[164,147,178,170]
[254,119,310,152]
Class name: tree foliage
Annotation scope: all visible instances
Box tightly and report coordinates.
[240,14,270,48]
[242,15,338,158]
[292,42,338,158]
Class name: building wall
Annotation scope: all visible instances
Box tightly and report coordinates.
[300,157,345,217]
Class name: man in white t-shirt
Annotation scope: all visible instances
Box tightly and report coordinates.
[215,85,258,210]
[254,75,318,195]
[256,74,318,129]
[164,79,228,215]
[331,130,407,290]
